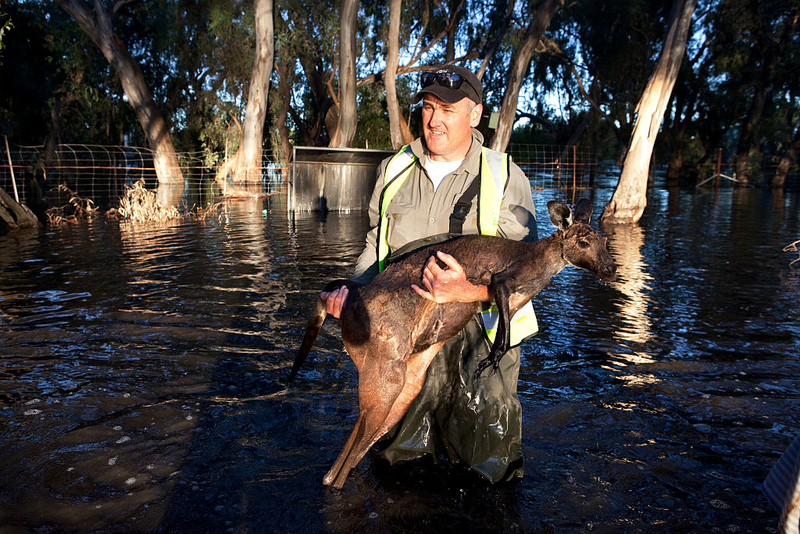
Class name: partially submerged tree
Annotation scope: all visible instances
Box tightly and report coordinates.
[55,0,183,185]
[217,0,274,186]
[601,0,695,225]
[330,0,359,147]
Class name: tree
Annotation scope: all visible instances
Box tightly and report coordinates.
[385,0,413,148]
[55,0,183,185]
[330,0,359,147]
[772,122,800,188]
[0,12,12,65]
[218,0,274,186]
[274,0,338,147]
[601,0,695,225]
[489,0,560,152]
[733,3,797,184]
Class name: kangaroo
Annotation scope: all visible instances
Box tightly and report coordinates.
[288,198,616,489]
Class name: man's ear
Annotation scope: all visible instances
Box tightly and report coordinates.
[470,103,483,128]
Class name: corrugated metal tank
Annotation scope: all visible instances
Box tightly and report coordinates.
[288,146,395,211]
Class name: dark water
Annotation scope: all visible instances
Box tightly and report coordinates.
[1,186,799,533]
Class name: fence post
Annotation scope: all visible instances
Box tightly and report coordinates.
[4,135,19,203]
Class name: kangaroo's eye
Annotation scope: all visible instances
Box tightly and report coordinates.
[578,240,590,249]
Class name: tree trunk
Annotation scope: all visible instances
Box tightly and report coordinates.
[666,120,688,187]
[771,127,800,189]
[331,0,359,147]
[275,59,294,171]
[0,188,39,231]
[56,0,183,185]
[386,0,413,149]
[601,0,695,225]
[734,46,776,185]
[229,0,274,185]
[386,0,404,149]
[489,0,559,152]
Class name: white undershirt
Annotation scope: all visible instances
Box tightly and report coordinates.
[425,158,463,190]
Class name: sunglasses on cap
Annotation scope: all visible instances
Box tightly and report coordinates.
[420,70,470,91]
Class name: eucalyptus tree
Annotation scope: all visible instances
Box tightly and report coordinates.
[601,0,695,224]
[273,0,338,147]
[385,0,411,148]
[220,0,274,184]
[566,0,674,153]
[328,0,358,147]
[706,0,800,185]
[488,0,560,152]
[55,0,183,185]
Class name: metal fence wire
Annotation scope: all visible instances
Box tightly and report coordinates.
[4,142,787,211]
[3,143,602,209]
[0,144,286,210]
[508,143,600,190]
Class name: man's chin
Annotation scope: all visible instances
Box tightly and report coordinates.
[424,135,447,153]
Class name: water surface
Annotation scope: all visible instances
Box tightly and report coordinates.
[1,187,799,533]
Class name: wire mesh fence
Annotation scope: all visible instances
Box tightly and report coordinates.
[507,143,601,190]
[2,143,794,212]
[2,143,602,210]
[0,144,284,210]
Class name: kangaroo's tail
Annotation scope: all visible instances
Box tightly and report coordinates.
[286,280,356,386]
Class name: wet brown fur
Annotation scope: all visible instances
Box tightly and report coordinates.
[288,199,617,488]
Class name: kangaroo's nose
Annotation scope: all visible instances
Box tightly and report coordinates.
[602,262,617,281]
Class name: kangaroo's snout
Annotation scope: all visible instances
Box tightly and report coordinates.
[598,261,617,283]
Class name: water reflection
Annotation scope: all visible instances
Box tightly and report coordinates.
[604,223,656,365]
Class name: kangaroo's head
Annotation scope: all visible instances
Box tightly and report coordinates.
[547,199,617,283]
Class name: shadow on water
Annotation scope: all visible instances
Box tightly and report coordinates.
[1,185,799,532]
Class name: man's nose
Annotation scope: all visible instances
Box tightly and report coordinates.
[427,108,443,126]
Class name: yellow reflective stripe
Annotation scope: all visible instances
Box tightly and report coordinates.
[478,147,508,236]
[481,301,538,346]
[378,146,416,271]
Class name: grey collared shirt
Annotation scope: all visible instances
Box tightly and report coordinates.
[352,129,537,283]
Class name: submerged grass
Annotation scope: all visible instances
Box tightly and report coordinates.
[46,179,221,225]
[45,184,99,225]
[116,179,182,222]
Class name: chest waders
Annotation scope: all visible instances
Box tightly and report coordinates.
[376,145,538,346]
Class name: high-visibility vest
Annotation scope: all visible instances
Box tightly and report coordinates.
[376,144,538,347]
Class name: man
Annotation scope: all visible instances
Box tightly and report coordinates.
[322,64,538,483]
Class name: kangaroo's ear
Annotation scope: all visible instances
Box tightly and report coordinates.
[572,198,593,224]
[547,200,573,230]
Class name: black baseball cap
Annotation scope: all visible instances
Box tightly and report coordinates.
[412,65,483,105]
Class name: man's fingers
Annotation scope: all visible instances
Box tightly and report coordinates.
[436,250,463,273]
[321,285,348,318]
[411,283,434,301]
[424,254,443,276]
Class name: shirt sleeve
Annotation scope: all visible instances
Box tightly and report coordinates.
[497,160,538,243]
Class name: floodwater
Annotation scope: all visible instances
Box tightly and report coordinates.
[1,185,799,533]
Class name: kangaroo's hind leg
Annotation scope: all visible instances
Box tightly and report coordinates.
[327,342,445,489]
[323,342,407,487]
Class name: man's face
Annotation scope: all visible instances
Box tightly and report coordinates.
[421,95,482,162]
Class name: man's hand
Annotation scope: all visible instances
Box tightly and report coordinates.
[320,285,348,319]
[412,251,490,303]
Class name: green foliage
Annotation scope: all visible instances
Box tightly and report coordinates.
[0,0,798,187]
[0,11,12,64]
[353,83,392,150]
